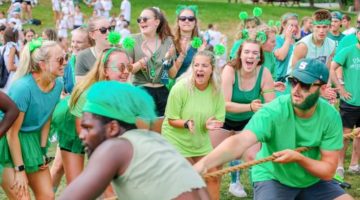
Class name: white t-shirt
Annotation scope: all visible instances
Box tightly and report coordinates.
[342,27,357,35]
[1,42,19,92]
[121,0,131,22]
[74,12,83,26]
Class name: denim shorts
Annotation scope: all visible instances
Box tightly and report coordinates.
[253,179,346,200]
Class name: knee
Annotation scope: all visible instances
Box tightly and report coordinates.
[35,190,55,200]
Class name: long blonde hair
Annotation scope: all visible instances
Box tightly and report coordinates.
[69,49,129,108]
[177,50,221,95]
[13,40,58,81]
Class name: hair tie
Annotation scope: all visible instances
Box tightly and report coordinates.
[29,37,43,53]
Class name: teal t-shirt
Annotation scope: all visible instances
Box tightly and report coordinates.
[263,51,276,80]
[327,32,345,47]
[8,74,62,132]
[245,95,343,188]
[335,33,357,55]
[274,35,294,81]
[229,39,244,60]
[162,79,225,157]
[333,44,360,106]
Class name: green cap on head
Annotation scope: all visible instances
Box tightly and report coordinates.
[83,81,157,124]
[292,58,329,84]
[331,11,342,21]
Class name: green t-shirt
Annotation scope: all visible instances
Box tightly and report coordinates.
[327,32,345,47]
[333,44,360,106]
[335,33,357,55]
[70,90,89,118]
[245,95,343,188]
[162,79,225,157]
[263,51,276,80]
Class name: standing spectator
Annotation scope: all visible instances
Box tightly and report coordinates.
[300,16,312,39]
[0,11,7,26]
[119,21,131,44]
[120,0,131,23]
[52,0,61,22]
[1,27,20,93]
[21,0,33,23]
[342,14,357,36]
[100,0,112,18]
[73,5,84,29]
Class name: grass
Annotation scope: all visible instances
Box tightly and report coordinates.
[0,0,359,199]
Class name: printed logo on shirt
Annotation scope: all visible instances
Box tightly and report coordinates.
[315,56,327,64]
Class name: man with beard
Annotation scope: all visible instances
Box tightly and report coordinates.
[59,81,209,200]
[194,59,355,200]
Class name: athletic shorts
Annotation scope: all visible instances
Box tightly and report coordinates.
[222,118,250,132]
[253,180,346,200]
[339,100,360,129]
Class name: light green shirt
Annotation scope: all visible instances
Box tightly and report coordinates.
[334,44,360,106]
[245,95,343,188]
[162,79,225,157]
[112,130,205,200]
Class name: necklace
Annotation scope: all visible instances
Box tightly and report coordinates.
[144,36,158,80]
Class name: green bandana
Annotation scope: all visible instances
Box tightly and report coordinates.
[83,81,156,124]
[176,5,198,16]
[312,20,331,25]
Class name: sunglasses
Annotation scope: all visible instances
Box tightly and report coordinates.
[178,16,196,22]
[54,54,69,65]
[107,63,133,73]
[95,26,115,34]
[288,77,323,91]
[137,16,153,23]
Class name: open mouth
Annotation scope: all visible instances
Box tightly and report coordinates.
[196,73,204,78]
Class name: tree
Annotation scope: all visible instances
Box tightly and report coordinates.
[355,0,359,11]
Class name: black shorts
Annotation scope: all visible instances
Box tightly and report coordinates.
[222,118,250,131]
[339,100,360,129]
[141,86,169,117]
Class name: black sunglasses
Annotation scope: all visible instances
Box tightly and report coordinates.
[288,77,323,91]
[95,26,115,34]
[178,16,196,22]
[137,16,153,23]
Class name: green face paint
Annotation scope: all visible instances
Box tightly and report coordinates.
[292,89,320,110]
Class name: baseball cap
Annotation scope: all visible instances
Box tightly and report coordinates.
[331,11,343,21]
[291,58,329,84]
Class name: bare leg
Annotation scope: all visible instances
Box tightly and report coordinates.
[174,187,210,200]
[350,137,360,166]
[28,168,55,200]
[50,146,64,191]
[339,128,352,168]
[61,150,84,184]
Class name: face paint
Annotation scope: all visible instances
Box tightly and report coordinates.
[292,89,320,110]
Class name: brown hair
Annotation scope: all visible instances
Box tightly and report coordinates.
[228,40,264,70]
[145,7,174,42]
[280,13,298,34]
[301,16,312,27]
[4,27,19,44]
[42,28,58,41]
[174,8,199,53]
[312,9,331,22]
[342,14,351,21]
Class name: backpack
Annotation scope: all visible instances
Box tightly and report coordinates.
[0,47,9,88]
[29,18,42,26]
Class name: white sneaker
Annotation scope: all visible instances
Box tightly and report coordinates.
[348,165,360,174]
[336,167,345,179]
[229,182,247,198]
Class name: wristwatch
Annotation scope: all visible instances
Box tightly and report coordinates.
[184,120,190,129]
[14,165,25,172]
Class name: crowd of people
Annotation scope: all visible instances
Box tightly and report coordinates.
[0,0,359,199]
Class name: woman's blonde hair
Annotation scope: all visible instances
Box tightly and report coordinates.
[177,50,221,95]
[13,40,59,81]
[70,48,130,108]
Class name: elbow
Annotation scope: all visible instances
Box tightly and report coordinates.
[275,54,285,61]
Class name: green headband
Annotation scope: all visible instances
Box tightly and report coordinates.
[176,5,198,16]
[29,37,43,53]
[238,7,262,21]
[102,47,118,64]
[312,20,331,25]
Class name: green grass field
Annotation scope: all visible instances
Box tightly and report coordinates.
[0,0,359,199]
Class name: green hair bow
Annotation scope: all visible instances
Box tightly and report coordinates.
[256,31,267,44]
[241,29,249,40]
[176,5,199,16]
[29,37,43,53]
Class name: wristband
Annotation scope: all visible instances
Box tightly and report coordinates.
[41,147,47,156]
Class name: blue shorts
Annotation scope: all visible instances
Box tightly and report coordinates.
[253,180,346,200]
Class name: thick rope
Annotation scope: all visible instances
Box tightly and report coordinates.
[203,131,358,180]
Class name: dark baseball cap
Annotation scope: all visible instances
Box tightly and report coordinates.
[292,58,329,84]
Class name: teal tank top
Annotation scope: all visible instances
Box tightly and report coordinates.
[226,66,264,121]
